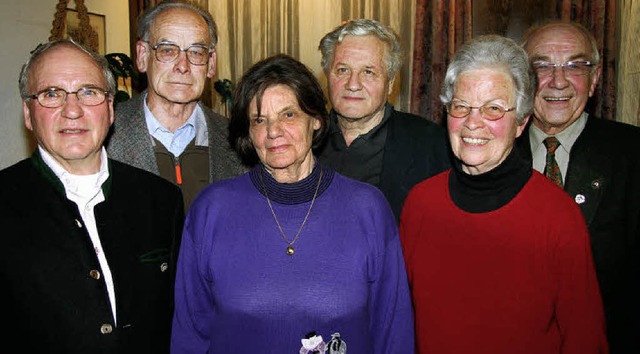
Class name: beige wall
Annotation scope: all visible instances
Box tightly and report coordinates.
[0,0,130,170]
[616,0,640,126]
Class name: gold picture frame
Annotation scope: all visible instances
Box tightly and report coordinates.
[65,8,106,55]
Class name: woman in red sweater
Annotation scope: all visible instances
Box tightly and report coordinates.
[400,35,608,354]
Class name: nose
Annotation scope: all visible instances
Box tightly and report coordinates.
[464,107,485,129]
[345,72,362,91]
[174,50,191,73]
[60,94,84,120]
[549,66,570,89]
[266,118,283,138]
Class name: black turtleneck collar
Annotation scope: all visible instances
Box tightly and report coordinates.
[249,160,335,205]
[449,148,532,213]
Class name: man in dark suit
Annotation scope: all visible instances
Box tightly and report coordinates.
[0,39,184,353]
[107,1,245,212]
[517,21,640,354]
[315,19,451,222]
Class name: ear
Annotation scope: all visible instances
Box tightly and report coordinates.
[515,115,530,138]
[312,116,321,131]
[136,40,150,73]
[108,98,115,127]
[387,75,396,96]
[588,64,602,97]
[23,101,34,131]
[206,49,217,79]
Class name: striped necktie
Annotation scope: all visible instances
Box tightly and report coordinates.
[543,137,563,187]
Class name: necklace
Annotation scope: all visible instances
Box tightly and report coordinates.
[258,165,323,256]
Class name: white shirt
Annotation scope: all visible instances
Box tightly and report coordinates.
[39,146,118,325]
[143,93,209,156]
[529,112,588,184]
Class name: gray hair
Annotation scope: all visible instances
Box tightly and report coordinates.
[137,0,218,49]
[319,19,403,80]
[19,38,116,100]
[440,35,536,124]
[521,20,600,66]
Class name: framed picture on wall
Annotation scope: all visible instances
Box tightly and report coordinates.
[65,8,106,55]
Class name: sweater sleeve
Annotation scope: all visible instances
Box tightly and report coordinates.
[369,201,415,354]
[553,205,609,354]
[171,203,215,354]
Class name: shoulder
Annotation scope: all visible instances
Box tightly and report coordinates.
[114,93,144,116]
[405,170,449,201]
[579,116,640,160]
[0,159,34,186]
[524,172,584,214]
[200,104,230,129]
[389,108,446,133]
[109,159,180,196]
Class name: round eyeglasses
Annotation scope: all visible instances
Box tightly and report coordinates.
[446,102,515,121]
[149,42,212,66]
[28,87,109,108]
[532,61,594,77]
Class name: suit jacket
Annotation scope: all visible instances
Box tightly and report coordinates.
[517,115,640,354]
[106,92,246,184]
[0,153,184,354]
[317,105,451,221]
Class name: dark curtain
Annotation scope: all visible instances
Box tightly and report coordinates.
[411,0,616,124]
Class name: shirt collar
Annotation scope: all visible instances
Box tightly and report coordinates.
[38,145,109,196]
[143,93,208,146]
[529,111,588,154]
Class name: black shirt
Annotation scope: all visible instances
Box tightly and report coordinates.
[318,105,391,188]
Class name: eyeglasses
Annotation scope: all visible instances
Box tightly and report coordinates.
[28,87,109,108]
[532,61,594,77]
[148,42,212,66]
[446,102,515,121]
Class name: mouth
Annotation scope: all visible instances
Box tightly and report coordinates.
[60,129,87,134]
[462,137,488,145]
[543,96,571,102]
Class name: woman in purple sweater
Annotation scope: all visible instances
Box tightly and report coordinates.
[171,54,414,354]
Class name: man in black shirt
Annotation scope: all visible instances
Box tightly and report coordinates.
[316,19,451,221]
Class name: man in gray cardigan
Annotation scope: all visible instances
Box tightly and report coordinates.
[107,1,245,212]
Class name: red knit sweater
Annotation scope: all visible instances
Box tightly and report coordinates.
[400,170,608,354]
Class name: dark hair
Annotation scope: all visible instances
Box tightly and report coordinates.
[19,39,116,100]
[137,0,217,49]
[229,54,329,166]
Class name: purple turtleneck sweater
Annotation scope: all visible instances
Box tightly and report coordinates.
[171,163,414,353]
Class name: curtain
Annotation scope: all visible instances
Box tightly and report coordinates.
[211,0,413,115]
[411,0,616,124]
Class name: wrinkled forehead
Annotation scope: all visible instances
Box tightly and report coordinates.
[151,8,210,45]
[525,24,593,61]
[30,45,104,90]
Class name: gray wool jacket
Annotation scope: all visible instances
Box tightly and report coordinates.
[106,92,247,185]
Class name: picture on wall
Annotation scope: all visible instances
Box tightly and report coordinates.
[65,8,106,55]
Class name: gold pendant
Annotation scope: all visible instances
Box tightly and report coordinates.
[286,246,295,255]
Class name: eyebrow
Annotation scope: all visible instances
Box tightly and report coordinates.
[529,52,591,62]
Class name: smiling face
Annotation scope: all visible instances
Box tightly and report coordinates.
[327,35,392,124]
[249,85,321,183]
[136,7,215,108]
[23,44,114,175]
[524,23,601,135]
[447,68,528,175]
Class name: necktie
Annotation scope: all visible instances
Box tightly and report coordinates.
[543,137,563,187]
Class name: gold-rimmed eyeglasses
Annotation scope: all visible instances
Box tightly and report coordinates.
[148,41,212,66]
[28,87,109,108]
[446,102,515,121]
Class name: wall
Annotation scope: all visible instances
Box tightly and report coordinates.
[616,0,640,126]
[0,0,129,170]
